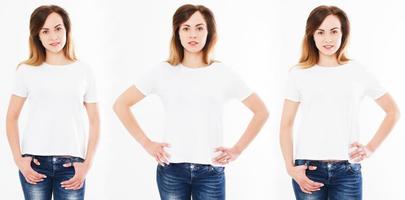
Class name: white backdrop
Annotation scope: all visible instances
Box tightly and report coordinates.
[0,0,403,199]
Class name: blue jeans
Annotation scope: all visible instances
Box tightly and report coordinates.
[292,160,362,200]
[19,155,85,200]
[156,163,225,200]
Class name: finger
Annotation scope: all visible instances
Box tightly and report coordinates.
[350,142,362,148]
[66,182,82,190]
[308,165,317,171]
[27,175,42,183]
[31,170,47,179]
[215,147,227,152]
[300,186,311,194]
[61,177,77,185]
[25,177,37,185]
[158,152,169,164]
[306,178,324,188]
[352,155,364,163]
[213,153,228,162]
[350,148,366,159]
[159,143,170,148]
[155,156,165,166]
[33,159,41,166]
[63,162,73,168]
[62,179,80,189]
[163,150,171,159]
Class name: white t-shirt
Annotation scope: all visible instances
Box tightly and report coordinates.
[285,62,386,160]
[135,62,252,165]
[13,61,97,159]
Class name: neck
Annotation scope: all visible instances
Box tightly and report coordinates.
[182,51,207,68]
[318,53,339,67]
[45,51,71,65]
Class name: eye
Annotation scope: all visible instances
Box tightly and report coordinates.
[316,31,324,35]
[331,30,339,34]
[182,27,189,31]
[56,27,63,31]
[197,27,204,31]
[42,30,48,34]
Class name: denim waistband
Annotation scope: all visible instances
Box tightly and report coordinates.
[295,159,350,166]
[166,162,224,169]
[22,154,85,164]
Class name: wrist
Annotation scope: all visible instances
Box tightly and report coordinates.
[232,145,243,154]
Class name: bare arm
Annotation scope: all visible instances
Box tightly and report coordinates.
[6,95,46,184]
[350,93,400,161]
[279,99,299,171]
[213,93,269,165]
[113,85,169,165]
[83,103,100,166]
[279,99,323,194]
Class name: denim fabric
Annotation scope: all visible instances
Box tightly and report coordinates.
[292,160,362,200]
[19,155,85,200]
[157,163,225,200]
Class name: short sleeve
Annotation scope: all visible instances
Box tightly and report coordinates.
[12,67,28,97]
[134,65,160,96]
[362,68,386,99]
[284,70,301,102]
[226,69,253,101]
[84,67,98,103]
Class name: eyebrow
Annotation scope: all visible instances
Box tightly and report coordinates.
[316,27,340,31]
[181,23,206,27]
[41,24,62,30]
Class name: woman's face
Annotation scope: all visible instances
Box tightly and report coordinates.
[179,11,208,54]
[313,14,342,57]
[38,12,67,54]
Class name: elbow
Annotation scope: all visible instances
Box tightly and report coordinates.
[255,106,269,122]
[393,109,401,122]
[112,100,121,114]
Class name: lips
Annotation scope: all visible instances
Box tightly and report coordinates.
[188,41,198,46]
[323,45,334,50]
[49,42,60,47]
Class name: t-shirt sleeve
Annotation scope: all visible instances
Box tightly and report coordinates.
[84,67,98,103]
[134,66,160,96]
[284,70,301,102]
[226,69,253,101]
[12,67,28,98]
[362,68,386,99]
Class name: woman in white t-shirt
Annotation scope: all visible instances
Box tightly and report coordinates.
[113,4,268,200]
[279,5,400,200]
[6,5,100,200]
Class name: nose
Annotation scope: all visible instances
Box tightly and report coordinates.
[49,30,59,40]
[189,29,197,39]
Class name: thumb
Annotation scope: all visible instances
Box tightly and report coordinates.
[308,165,317,170]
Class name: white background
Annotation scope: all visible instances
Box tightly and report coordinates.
[0,0,403,199]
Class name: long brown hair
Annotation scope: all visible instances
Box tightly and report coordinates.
[298,5,350,68]
[21,5,76,66]
[167,4,217,66]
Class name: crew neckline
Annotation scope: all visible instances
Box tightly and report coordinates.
[178,62,217,71]
[42,61,78,68]
[313,62,351,69]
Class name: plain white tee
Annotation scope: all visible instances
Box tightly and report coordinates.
[285,62,386,160]
[13,61,97,159]
[135,62,252,165]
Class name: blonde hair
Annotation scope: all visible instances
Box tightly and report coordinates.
[298,5,350,68]
[20,5,76,67]
[167,4,217,66]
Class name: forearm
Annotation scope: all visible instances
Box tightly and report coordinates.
[280,126,294,171]
[6,117,23,162]
[233,110,268,153]
[84,120,100,166]
[366,111,400,152]
[113,103,151,147]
